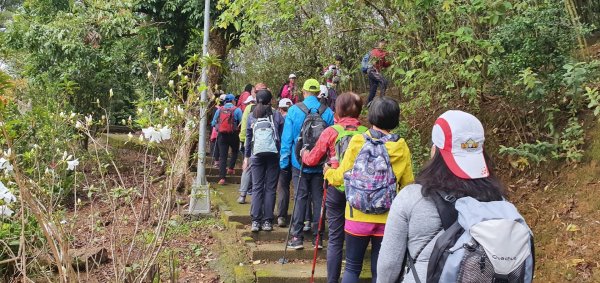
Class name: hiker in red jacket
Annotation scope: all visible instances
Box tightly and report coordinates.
[367,40,392,106]
[237,84,254,111]
[301,92,366,283]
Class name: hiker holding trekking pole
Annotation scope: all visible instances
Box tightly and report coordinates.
[324,97,414,283]
[301,92,366,283]
[279,78,334,250]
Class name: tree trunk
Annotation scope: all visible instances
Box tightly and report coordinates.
[208,28,229,95]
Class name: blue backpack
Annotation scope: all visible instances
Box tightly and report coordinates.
[343,133,398,216]
[251,115,278,157]
[361,51,372,74]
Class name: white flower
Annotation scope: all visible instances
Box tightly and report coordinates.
[85,115,93,125]
[176,105,184,115]
[142,126,171,143]
[168,80,174,88]
[0,158,13,173]
[59,112,66,118]
[0,206,13,217]
[0,181,16,204]
[137,108,143,114]
[66,159,79,171]
[75,121,83,129]
[109,88,114,98]
[147,71,152,79]
[60,219,67,224]
[61,151,68,161]
[156,156,164,166]
[70,112,76,119]
[163,108,169,116]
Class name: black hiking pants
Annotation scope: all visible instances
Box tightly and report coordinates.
[217,132,240,179]
[290,168,324,241]
[367,69,388,103]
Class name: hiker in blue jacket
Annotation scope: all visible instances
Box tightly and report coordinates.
[280,78,334,250]
[211,94,243,185]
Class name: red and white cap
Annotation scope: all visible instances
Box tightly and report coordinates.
[432,110,489,179]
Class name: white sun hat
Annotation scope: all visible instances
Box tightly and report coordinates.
[289,73,297,79]
[431,110,489,179]
[243,95,256,104]
[278,98,293,108]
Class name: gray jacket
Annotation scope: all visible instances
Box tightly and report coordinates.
[377,184,442,283]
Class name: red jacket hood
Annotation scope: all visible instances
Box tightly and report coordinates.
[333,117,362,127]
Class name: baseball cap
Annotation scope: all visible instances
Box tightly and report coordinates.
[219,94,227,101]
[431,110,489,179]
[279,98,293,108]
[303,78,320,93]
[318,85,329,98]
[243,96,256,104]
[289,73,297,79]
[225,94,235,102]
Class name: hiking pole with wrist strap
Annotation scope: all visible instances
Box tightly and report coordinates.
[278,145,308,265]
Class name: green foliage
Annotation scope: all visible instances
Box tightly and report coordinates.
[2,0,146,125]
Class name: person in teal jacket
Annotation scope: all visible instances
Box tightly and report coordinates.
[279,78,334,250]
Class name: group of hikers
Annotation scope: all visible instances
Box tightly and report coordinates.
[208,41,535,283]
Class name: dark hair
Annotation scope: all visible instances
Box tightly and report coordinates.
[336,92,362,118]
[417,149,505,202]
[253,90,273,118]
[335,55,343,63]
[367,97,400,130]
[244,84,253,93]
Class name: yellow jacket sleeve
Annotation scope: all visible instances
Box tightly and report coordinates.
[239,106,252,142]
[398,144,415,186]
[324,134,364,187]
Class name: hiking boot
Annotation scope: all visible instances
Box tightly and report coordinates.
[312,238,323,249]
[237,195,246,204]
[277,217,287,228]
[251,221,261,232]
[287,237,303,250]
[261,221,273,231]
[218,179,226,185]
[227,168,235,175]
[303,221,311,232]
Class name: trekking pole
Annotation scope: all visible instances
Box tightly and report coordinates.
[278,148,307,265]
[310,179,328,283]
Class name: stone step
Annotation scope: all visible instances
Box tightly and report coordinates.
[203,167,244,176]
[207,175,242,184]
[240,228,327,242]
[251,242,372,262]
[251,242,327,261]
[254,262,372,283]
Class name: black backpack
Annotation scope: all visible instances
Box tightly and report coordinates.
[294,102,329,167]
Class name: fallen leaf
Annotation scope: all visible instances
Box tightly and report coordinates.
[566,224,580,232]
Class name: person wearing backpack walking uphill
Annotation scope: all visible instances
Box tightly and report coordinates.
[275,98,294,227]
[363,40,392,106]
[324,97,414,283]
[244,90,285,232]
[237,83,267,203]
[211,94,243,185]
[376,110,535,283]
[301,92,366,283]
[280,78,334,250]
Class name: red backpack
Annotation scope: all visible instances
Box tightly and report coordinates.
[217,107,237,133]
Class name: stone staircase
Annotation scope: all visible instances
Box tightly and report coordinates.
[214,184,373,282]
